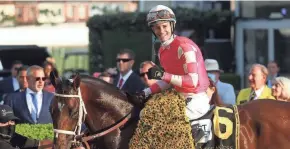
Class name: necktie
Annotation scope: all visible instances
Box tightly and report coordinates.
[30,93,38,123]
[249,91,256,101]
[118,78,124,89]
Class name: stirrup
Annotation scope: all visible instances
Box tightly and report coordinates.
[191,124,205,143]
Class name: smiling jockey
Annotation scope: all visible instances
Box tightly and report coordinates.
[128,5,210,141]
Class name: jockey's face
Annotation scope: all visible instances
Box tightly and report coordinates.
[151,21,172,42]
[248,66,267,90]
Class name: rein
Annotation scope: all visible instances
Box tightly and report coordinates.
[53,87,132,144]
[79,113,131,142]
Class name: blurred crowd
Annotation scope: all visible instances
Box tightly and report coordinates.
[96,48,288,106]
[0,48,286,127]
[0,47,287,149]
[0,58,58,125]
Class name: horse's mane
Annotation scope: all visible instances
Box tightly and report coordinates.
[79,74,121,91]
[78,74,130,103]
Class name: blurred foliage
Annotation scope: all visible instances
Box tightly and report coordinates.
[220,73,241,91]
[87,7,231,32]
[49,47,89,75]
[0,12,16,27]
[87,7,232,73]
[16,123,54,140]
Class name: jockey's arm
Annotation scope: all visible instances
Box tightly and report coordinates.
[143,80,171,97]
[144,43,199,97]
[162,43,199,88]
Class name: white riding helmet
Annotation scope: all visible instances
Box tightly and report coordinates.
[146,5,176,27]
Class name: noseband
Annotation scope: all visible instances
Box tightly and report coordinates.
[54,88,87,140]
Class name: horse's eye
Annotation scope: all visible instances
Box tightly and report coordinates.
[69,109,79,119]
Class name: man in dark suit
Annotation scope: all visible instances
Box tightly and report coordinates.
[14,65,29,93]
[4,65,53,124]
[2,65,29,104]
[0,61,23,99]
[113,49,145,149]
[113,49,145,94]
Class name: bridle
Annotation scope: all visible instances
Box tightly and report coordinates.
[53,87,131,147]
[54,88,87,140]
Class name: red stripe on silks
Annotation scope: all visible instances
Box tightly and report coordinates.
[150,83,162,94]
[162,72,172,84]
[181,75,195,88]
[185,63,198,73]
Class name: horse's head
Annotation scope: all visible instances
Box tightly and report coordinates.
[50,72,84,149]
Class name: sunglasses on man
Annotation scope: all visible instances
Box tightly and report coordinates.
[116,58,132,63]
[34,77,46,81]
[14,67,21,71]
[139,72,148,77]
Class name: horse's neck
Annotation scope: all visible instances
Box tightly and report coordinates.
[80,81,132,132]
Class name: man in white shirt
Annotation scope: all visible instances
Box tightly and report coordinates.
[205,59,236,105]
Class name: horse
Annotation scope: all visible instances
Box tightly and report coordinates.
[50,73,290,149]
[49,74,136,149]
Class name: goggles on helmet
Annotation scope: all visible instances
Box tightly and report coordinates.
[147,9,176,26]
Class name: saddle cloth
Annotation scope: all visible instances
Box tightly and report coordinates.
[191,105,240,149]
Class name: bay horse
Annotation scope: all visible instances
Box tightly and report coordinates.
[50,73,290,149]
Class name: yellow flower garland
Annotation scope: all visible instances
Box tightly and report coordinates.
[129,89,195,149]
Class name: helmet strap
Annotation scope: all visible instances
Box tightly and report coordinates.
[170,22,175,35]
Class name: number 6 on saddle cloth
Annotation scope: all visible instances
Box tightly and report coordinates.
[190,105,239,149]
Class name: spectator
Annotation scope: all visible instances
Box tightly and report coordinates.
[267,61,280,88]
[205,59,236,105]
[98,72,114,84]
[5,65,54,124]
[237,64,275,105]
[2,66,29,105]
[15,65,28,92]
[0,105,52,149]
[113,49,145,94]
[43,61,58,93]
[139,61,160,87]
[271,77,290,102]
[0,60,23,95]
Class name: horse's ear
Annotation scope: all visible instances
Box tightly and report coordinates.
[50,71,60,88]
[73,73,81,89]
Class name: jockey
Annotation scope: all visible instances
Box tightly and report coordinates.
[129,5,210,141]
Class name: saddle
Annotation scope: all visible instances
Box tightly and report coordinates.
[190,105,240,149]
